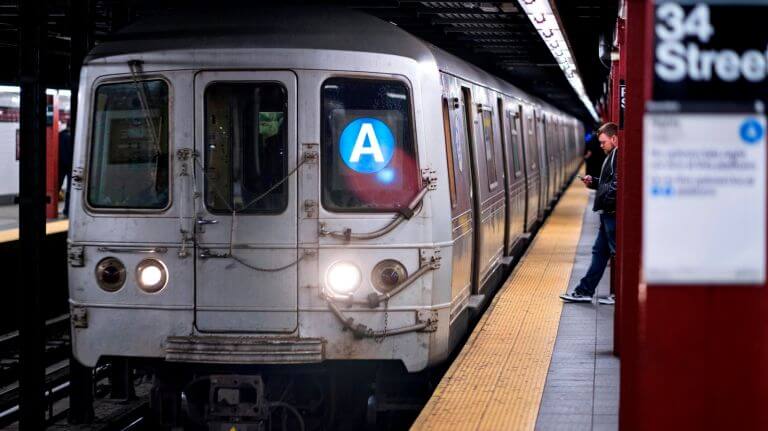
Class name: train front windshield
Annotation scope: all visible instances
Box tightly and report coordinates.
[87,80,170,210]
[321,78,419,212]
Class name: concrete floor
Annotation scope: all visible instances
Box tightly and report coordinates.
[535,192,620,431]
[0,204,19,230]
[0,202,66,231]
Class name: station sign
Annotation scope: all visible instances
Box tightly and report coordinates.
[653,1,768,103]
[644,1,768,284]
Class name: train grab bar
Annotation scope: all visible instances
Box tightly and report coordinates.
[97,247,168,254]
[319,172,436,242]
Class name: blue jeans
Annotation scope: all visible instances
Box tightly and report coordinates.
[575,213,616,297]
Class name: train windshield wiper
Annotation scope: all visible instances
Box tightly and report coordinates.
[128,60,161,164]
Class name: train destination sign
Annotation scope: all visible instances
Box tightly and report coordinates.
[644,1,768,284]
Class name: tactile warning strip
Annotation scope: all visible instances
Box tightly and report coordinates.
[412,179,589,431]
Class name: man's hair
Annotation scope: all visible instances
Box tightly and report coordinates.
[597,122,619,138]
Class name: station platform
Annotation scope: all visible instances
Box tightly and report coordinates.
[412,179,619,430]
[0,204,68,243]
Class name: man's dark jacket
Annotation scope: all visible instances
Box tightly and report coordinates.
[590,148,617,213]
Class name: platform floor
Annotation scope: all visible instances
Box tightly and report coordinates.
[0,203,68,243]
[412,180,619,430]
[535,194,619,430]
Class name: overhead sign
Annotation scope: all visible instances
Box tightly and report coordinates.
[644,1,768,284]
[653,1,768,102]
[339,117,395,174]
[643,113,766,284]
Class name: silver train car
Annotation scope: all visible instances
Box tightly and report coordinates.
[67,7,584,426]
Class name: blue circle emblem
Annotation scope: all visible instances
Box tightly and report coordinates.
[339,118,395,174]
[740,118,764,145]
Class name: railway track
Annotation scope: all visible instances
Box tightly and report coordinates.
[0,314,72,427]
[0,314,71,385]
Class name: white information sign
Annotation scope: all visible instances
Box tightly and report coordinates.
[643,113,766,284]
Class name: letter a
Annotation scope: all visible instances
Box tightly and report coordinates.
[349,123,385,163]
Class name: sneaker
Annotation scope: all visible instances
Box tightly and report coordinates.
[559,292,593,303]
[598,295,616,305]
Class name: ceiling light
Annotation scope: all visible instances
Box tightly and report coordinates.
[518,0,598,121]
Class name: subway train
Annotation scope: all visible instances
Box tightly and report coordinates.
[67,7,584,428]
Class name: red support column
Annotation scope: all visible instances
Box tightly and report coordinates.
[46,94,59,219]
[613,17,626,356]
[610,66,620,126]
[618,0,652,429]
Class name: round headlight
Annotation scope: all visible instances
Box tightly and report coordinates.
[326,261,362,296]
[95,257,126,292]
[371,260,408,293]
[136,259,168,293]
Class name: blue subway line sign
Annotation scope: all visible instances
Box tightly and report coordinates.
[339,118,395,174]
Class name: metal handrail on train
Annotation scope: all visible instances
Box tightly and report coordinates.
[325,300,434,339]
[319,176,435,242]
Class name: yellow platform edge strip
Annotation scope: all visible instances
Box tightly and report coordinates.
[0,219,69,244]
[412,179,589,431]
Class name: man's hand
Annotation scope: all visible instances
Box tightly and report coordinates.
[581,175,593,186]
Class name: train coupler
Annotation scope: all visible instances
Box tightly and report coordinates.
[206,375,269,431]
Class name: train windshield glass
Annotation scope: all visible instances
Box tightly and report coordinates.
[88,80,169,209]
[204,82,288,213]
[321,78,419,212]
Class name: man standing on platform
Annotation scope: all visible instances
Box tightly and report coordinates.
[560,122,618,304]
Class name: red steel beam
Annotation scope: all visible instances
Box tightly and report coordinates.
[618,0,651,429]
[46,94,59,219]
[613,16,626,356]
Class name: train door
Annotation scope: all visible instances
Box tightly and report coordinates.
[461,86,486,293]
[553,118,563,193]
[441,76,474,319]
[554,121,561,190]
[562,122,570,184]
[472,89,505,291]
[559,120,567,188]
[521,105,540,232]
[193,71,299,333]
[563,122,571,181]
[499,98,525,257]
[535,110,549,216]
[545,115,557,202]
[459,86,483,294]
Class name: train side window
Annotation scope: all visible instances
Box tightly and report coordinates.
[527,115,538,170]
[204,82,289,214]
[509,110,522,178]
[460,87,474,161]
[496,98,507,174]
[88,79,170,210]
[321,78,419,212]
[480,107,498,189]
[442,98,458,208]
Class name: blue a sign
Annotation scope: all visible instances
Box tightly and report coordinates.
[339,118,395,174]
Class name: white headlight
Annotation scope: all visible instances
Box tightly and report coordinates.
[136,259,168,293]
[326,261,362,296]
